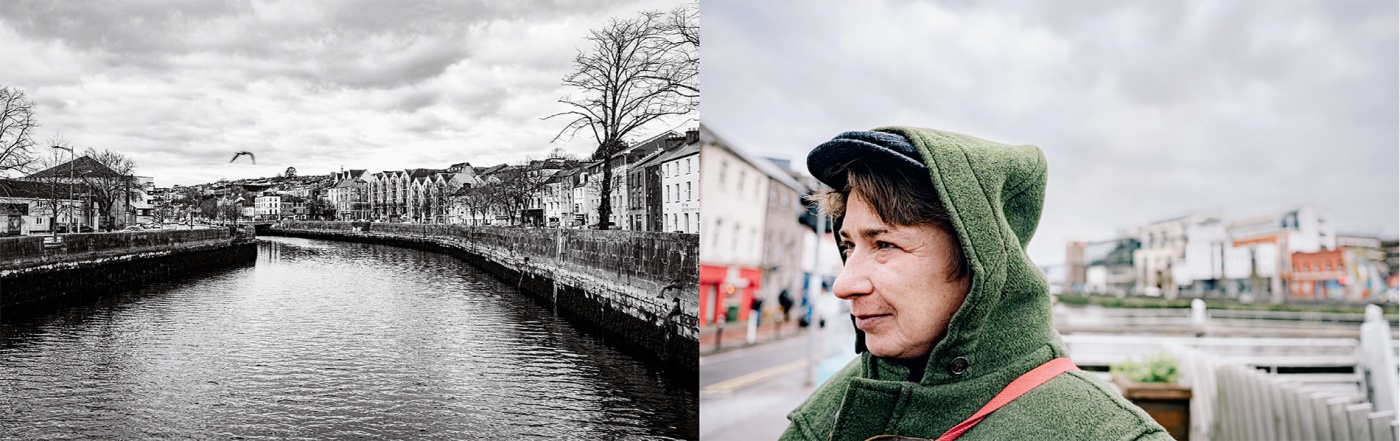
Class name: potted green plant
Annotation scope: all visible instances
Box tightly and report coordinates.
[1111,353,1191,440]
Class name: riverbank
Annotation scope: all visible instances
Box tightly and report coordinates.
[260,222,700,385]
[0,229,258,316]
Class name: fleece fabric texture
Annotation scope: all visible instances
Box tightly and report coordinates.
[782,127,1170,441]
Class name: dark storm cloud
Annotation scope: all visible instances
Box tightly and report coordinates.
[703,0,1398,265]
[0,0,693,186]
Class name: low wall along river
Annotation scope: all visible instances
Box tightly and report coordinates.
[0,228,258,312]
[261,221,701,381]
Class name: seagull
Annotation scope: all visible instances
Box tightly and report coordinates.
[230,151,256,164]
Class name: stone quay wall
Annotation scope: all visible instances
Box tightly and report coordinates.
[0,229,258,313]
[262,221,700,381]
[0,228,235,271]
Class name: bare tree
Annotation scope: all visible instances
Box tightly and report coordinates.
[79,147,139,231]
[657,2,699,100]
[547,9,697,229]
[547,146,578,161]
[152,199,171,225]
[217,197,242,224]
[199,198,219,222]
[176,186,205,224]
[494,159,560,226]
[0,86,39,179]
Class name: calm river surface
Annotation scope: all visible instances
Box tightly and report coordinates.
[0,236,696,440]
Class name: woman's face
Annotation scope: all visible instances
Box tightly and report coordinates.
[832,191,971,360]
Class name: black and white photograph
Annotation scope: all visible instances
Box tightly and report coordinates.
[1,1,699,439]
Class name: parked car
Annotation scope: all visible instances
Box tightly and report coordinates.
[123,225,144,231]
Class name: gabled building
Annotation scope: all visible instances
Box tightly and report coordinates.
[697,124,770,325]
[367,164,479,223]
[542,168,580,228]
[659,130,700,233]
[326,169,368,221]
[23,155,142,230]
[254,192,283,220]
[0,179,86,235]
[628,146,671,231]
[582,131,679,230]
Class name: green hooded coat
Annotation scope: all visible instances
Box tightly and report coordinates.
[782,127,1171,441]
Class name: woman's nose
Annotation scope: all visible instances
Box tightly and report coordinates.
[832,253,873,299]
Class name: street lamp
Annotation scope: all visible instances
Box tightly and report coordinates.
[50,145,74,235]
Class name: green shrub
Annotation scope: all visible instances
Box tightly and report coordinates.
[1111,352,1180,384]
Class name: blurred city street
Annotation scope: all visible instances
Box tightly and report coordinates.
[699,318,858,440]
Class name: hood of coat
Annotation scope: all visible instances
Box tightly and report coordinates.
[837,126,1063,385]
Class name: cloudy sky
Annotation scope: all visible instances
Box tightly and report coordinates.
[703,0,1399,266]
[1,0,694,186]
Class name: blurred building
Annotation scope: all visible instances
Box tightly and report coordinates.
[760,157,809,315]
[1290,235,1392,301]
[1382,239,1399,285]
[1131,212,1216,298]
[698,124,768,325]
[1077,207,1369,301]
[1066,237,1139,294]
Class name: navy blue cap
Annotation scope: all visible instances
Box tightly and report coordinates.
[806,131,926,190]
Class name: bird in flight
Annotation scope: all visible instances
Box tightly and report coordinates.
[230,151,256,164]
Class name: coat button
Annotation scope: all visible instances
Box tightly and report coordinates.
[949,357,969,375]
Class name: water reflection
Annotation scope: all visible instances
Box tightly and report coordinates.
[0,236,696,440]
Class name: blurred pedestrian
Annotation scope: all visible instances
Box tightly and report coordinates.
[782,128,1169,440]
[746,296,763,344]
[778,289,794,321]
[777,289,794,337]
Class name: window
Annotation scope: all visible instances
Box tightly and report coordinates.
[686,182,692,201]
[714,219,722,247]
[683,213,689,233]
[686,158,691,174]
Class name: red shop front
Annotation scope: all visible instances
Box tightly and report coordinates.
[699,264,762,325]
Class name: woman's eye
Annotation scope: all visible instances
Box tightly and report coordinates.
[875,241,897,250]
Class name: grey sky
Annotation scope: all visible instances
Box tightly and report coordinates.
[702,0,1398,266]
[1,0,694,186]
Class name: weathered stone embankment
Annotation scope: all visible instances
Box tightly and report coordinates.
[0,228,258,315]
[260,222,701,384]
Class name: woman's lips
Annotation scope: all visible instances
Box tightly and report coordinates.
[853,313,891,330]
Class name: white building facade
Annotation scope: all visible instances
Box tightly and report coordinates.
[660,143,700,233]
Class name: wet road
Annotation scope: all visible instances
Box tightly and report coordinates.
[0,236,696,440]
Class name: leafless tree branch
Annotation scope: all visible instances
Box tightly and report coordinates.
[0,86,39,179]
[544,6,698,229]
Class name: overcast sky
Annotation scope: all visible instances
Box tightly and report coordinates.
[1,0,693,186]
[702,0,1399,266]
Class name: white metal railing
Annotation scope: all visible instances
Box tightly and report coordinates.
[1214,363,1396,441]
[1062,303,1399,440]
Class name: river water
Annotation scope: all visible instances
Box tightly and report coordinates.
[0,236,696,440]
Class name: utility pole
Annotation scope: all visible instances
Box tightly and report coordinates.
[805,211,826,386]
[51,145,74,233]
[125,175,131,228]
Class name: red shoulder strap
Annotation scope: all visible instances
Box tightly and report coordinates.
[935,357,1079,441]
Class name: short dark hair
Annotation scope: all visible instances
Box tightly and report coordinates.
[812,160,972,282]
